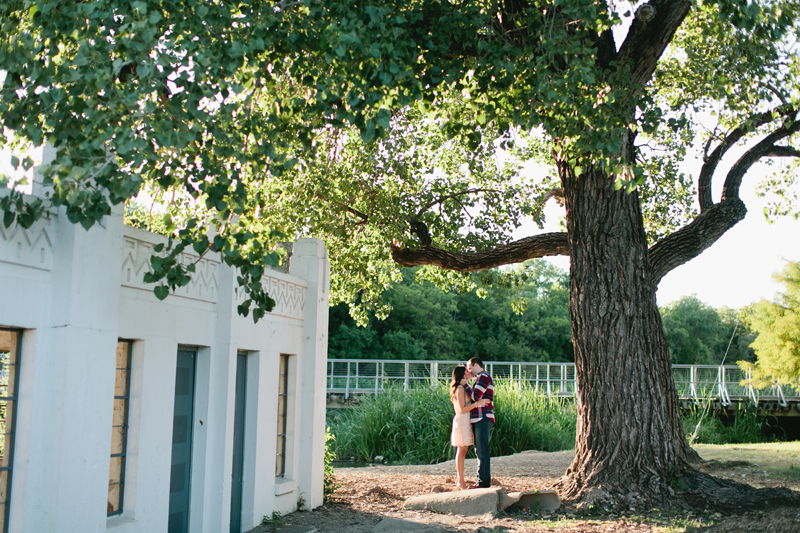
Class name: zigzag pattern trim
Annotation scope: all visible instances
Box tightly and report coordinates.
[233,273,306,320]
[263,275,306,319]
[121,236,219,303]
[0,214,54,270]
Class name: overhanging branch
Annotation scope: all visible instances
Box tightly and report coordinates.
[648,198,747,288]
[391,232,569,271]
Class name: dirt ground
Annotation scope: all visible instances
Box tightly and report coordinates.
[252,450,800,533]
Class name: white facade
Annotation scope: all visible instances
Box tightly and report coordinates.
[0,189,330,533]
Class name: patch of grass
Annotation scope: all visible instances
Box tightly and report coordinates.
[327,380,577,464]
[694,441,800,486]
[515,508,716,532]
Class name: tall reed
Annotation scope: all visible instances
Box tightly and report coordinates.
[328,379,577,464]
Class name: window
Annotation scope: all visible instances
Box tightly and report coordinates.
[108,340,132,516]
[0,328,21,533]
[275,354,290,478]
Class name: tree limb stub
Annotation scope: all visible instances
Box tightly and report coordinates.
[617,0,692,87]
[648,198,747,288]
[390,232,569,271]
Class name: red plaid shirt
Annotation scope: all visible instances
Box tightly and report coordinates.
[465,371,494,422]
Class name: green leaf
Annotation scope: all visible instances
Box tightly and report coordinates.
[154,285,170,300]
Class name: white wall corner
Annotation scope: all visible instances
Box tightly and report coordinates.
[288,238,329,509]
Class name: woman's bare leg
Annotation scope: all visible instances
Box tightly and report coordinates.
[456,446,468,489]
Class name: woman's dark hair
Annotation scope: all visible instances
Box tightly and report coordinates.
[450,365,467,400]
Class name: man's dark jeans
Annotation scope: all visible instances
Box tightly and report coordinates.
[472,417,493,487]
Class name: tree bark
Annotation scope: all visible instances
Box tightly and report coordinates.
[556,163,695,508]
[390,232,569,271]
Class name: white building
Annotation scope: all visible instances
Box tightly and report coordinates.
[0,187,330,533]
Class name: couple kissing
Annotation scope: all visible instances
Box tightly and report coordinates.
[449,357,494,491]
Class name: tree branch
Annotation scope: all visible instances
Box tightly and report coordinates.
[723,119,800,201]
[542,188,564,202]
[616,0,692,87]
[390,232,569,271]
[764,145,800,158]
[698,106,796,211]
[415,188,499,218]
[648,198,747,288]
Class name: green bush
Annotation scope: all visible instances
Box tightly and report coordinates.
[491,380,576,455]
[323,427,339,502]
[682,404,778,444]
[328,380,577,465]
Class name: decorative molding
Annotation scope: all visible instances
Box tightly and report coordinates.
[234,273,306,320]
[264,274,306,320]
[0,214,55,271]
[121,236,219,303]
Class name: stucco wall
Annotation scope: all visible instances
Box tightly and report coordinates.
[0,190,329,533]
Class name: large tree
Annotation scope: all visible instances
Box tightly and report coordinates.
[2,0,799,509]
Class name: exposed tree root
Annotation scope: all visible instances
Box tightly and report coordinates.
[557,467,800,513]
[679,469,800,512]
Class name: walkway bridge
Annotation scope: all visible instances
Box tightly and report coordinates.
[326,359,800,416]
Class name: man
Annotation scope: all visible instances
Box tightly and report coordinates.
[465,357,494,488]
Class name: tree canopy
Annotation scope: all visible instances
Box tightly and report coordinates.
[742,260,800,386]
[2,0,797,319]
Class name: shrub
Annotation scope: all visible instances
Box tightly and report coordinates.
[682,404,778,444]
[323,427,339,502]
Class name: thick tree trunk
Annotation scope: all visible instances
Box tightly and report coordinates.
[556,163,693,509]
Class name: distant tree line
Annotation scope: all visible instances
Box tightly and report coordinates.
[328,260,756,365]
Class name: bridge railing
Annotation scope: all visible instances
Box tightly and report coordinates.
[327,359,800,407]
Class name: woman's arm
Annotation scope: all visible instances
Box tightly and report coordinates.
[456,387,489,414]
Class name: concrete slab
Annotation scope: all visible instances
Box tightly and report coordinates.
[371,517,449,532]
[403,487,503,519]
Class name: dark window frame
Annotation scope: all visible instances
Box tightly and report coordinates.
[0,327,22,533]
[275,354,290,478]
[108,340,133,517]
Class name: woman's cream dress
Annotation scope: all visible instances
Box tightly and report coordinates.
[451,385,474,447]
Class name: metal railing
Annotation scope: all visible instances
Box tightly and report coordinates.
[327,359,800,407]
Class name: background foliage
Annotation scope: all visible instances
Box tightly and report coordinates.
[329,260,756,366]
[741,260,800,385]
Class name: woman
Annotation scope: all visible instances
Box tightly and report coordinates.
[450,365,488,490]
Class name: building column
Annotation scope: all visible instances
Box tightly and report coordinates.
[288,238,329,509]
